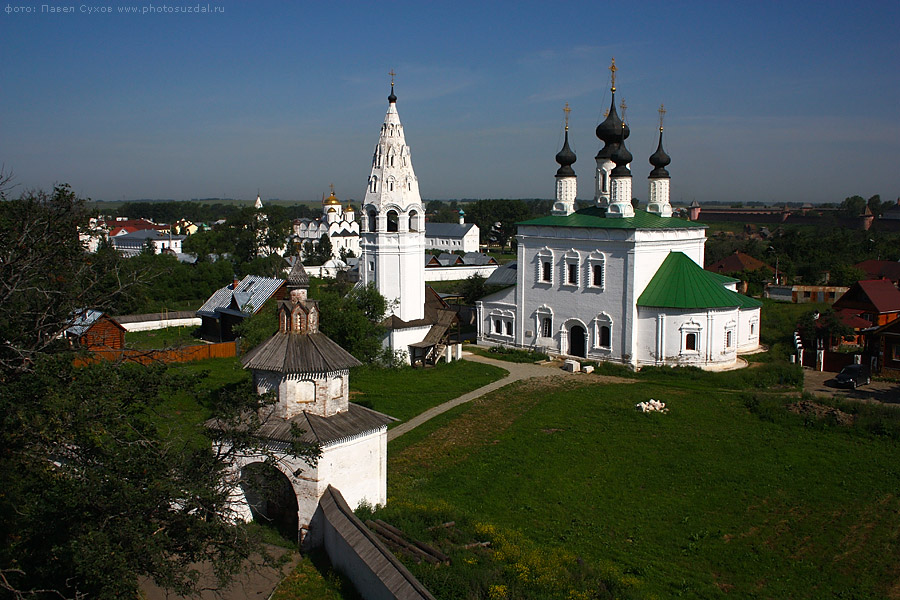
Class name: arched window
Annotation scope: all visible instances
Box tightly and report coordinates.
[370,176,377,193]
[588,252,606,290]
[408,210,419,232]
[387,210,399,232]
[389,180,394,192]
[542,317,552,338]
[685,333,697,351]
[536,248,554,285]
[563,250,580,287]
[367,210,377,233]
[600,325,611,348]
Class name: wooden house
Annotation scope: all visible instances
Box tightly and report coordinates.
[65,309,126,350]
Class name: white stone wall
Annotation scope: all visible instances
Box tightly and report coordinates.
[317,429,388,511]
[635,307,741,368]
[385,324,432,365]
[424,264,498,282]
[254,370,350,419]
[738,306,761,352]
[120,316,201,332]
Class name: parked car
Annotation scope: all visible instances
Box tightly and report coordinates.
[835,364,871,389]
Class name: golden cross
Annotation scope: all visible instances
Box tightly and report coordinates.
[329,182,335,196]
[609,57,617,91]
[658,104,666,131]
[389,69,396,86]
[619,98,627,121]
[563,102,571,130]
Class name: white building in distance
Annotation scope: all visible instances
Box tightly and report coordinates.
[291,187,361,259]
[424,211,479,253]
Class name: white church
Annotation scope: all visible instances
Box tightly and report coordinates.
[290,186,361,259]
[476,62,761,370]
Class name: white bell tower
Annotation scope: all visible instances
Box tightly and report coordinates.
[359,74,425,322]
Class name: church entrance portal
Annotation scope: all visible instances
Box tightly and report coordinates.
[240,462,299,540]
[568,324,586,358]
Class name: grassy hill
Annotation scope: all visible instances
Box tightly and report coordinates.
[366,373,900,599]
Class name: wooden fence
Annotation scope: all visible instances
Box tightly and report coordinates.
[75,341,236,366]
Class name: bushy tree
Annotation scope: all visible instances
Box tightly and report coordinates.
[0,186,309,598]
[318,283,388,363]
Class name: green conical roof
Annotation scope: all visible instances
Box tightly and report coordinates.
[637,252,762,309]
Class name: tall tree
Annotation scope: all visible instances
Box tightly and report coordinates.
[0,186,308,599]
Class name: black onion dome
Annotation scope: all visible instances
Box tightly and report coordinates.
[595,93,630,144]
[610,127,632,177]
[388,84,397,104]
[649,129,671,179]
[555,130,577,177]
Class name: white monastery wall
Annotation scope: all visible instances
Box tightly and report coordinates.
[424,264,498,282]
[317,430,388,510]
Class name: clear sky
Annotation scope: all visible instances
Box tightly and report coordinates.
[2,0,898,206]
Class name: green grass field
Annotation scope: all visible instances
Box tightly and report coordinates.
[365,376,900,599]
[349,360,507,423]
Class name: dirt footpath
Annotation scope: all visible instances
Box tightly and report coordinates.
[803,368,900,406]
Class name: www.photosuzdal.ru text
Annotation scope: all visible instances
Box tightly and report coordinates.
[5,3,225,15]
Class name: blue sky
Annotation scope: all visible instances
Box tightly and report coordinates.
[2,0,898,205]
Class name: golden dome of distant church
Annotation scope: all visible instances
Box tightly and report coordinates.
[323,184,341,206]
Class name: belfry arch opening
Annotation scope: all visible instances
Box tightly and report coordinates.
[387,210,399,232]
[408,210,419,232]
[367,209,377,232]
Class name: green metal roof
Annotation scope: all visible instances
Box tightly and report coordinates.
[519,206,707,230]
[637,252,763,309]
[705,270,740,285]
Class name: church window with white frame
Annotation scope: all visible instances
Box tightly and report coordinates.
[685,333,698,351]
[563,250,580,287]
[490,310,515,339]
[593,313,612,350]
[535,305,554,340]
[588,251,606,290]
[724,320,737,350]
[680,321,702,354]
[536,248,553,284]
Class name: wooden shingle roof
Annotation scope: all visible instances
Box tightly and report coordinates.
[258,403,395,446]
[241,331,362,373]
